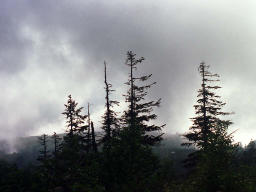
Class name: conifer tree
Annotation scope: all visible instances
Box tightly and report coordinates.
[100,51,163,191]
[84,103,94,153]
[101,61,120,146]
[59,97,103,191]
[91,121,98,153]
[62,95,86,139]
[37,134,51,190]
[38,134,50,162]
[183,62,237,192]
[62,95,89,155]
[183,62,232,150]
[100,62,121,191]
[50,132,62,188]
[61,95,87,190]
[52,132,62,157]
[123,51,164,145]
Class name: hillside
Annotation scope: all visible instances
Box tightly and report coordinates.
[0,133,193,169]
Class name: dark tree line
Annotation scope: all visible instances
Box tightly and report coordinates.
[1,52,256,192]
[32,51,165,192]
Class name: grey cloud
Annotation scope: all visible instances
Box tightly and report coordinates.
[0,1,33,73]
[0,0,256,144]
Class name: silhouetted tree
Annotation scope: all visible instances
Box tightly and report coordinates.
[52,132,62,157]
[183,62,232,149]
[99,52,164,192]
[50,132,62,188]
[101,61,120,147]
[123,51,165,146]
[61,95,87,190]
[182,62,238,192]
[84,103,98,153]
[37,134,51,190]
[37,134,50,162]
[62,95,86,138]
[91,121,98,153]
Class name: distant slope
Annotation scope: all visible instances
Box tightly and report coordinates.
[0,133,194,168]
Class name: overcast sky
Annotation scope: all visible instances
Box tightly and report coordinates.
[1,0,256,145]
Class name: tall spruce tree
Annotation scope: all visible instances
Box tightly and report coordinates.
[183,62,232,150]
[59,96,103,191]
[99,53,163,191]
[123,51,164,145]
[101,61,120,146]
[61,95,87,190]
[182,62,237,192]
[100,61,121,191]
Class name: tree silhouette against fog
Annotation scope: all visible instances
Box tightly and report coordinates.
[101,51,164,191]
[182,62,238,192]
[123,51,165,146]
[101,61,120,149]
[61,95,88,190]
[62,95,86,138]
[5,53,256,192]
[183,62,232,150]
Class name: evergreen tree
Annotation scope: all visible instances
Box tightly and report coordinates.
[101,61,120,147]
[91,121,98,153]
[52,132,62,157]
[182,62,238,192]
[100,62,122,191]
[37,134,51,190]
[38,134,50,162]
[62,95,86,138]
[50,132,62,188]
[123,51,164,146]
[100,52,164,192]
[85,103,98,153]
[183,62,232,150]
[61,95,87,190]
[61,95,88,155]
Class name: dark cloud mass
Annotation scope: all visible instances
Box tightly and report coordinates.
[0,0,256,145]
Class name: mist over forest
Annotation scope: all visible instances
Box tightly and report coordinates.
[0,51,255,191]
[1,0,256,191]
[1,0,256,144]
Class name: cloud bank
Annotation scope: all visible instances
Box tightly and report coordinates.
[1,0,256,144]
